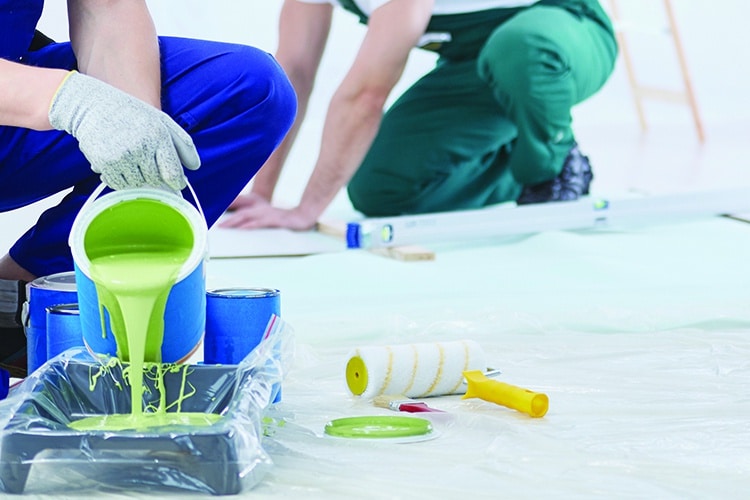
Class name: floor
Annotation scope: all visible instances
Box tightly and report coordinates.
[3,1,750,498]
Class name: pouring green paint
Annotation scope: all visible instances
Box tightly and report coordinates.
[69,198,218,431]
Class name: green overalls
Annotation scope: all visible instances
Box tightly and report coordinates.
[339,0,618,216]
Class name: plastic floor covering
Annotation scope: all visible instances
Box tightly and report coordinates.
[205,215,749,499]
[11,215,750,498]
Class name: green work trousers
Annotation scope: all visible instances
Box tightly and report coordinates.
[347,4,617,216]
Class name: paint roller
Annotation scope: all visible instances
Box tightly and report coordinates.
[345,340,548,418]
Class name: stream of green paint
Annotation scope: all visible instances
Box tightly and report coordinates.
[69,198,216,431]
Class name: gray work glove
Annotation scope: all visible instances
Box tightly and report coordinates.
[49,71,200,191]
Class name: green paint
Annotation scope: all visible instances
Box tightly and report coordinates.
[69,412,222,432]
[92,249,188,416]
[73,359,222,432]
[70,198,215,430]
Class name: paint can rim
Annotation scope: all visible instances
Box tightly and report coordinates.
[46,303,80,315]
[28,271,77,292]
[69,188,208,281]
[206,287,280,299]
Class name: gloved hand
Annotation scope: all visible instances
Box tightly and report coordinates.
[48,71,200,191]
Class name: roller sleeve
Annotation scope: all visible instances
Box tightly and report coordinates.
[345,340,486,399]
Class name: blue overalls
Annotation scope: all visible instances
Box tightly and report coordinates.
[0,0,297,277]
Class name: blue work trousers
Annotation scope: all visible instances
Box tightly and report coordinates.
[0,36,296,277]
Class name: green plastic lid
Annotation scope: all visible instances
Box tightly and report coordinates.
[324,416,433,441]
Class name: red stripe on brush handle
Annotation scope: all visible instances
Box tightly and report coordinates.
[397,402,445,413]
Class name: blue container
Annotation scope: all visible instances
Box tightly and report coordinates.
[204,288,281,402]
[74,263,206,363]
[46,303,84,360]
[0,367,8,400]
[69,188,207,363]
[25,272,78,373]
[204,288,281,365]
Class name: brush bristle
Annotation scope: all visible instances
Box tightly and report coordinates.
[372,394,410,409]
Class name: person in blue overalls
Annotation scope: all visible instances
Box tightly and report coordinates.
[222,0,617,231]
[0,0,298,377]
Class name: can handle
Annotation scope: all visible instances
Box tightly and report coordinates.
[77,182,109,220]
[77,181,206,222]
[70,181,207,252]
[183,180,206,223]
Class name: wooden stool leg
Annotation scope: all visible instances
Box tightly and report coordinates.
[663,0,705,142]
[607,0,706,142]
[609,0,649,133]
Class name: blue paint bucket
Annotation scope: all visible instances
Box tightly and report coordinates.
[204,288,281,365]
[69,186,208,363]
[0,367,7,400]
[204,288,282,402]
[24,271,78,373]
[46,303,84,360]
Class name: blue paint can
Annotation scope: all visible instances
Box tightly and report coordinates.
[204,288,282,402]
[0,367,8,400]
[204,288,281,365]
[69,186,208,363]
[46,303,84,360]
[24,272,78,373]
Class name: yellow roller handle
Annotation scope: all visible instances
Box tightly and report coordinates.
[462,370,549,418]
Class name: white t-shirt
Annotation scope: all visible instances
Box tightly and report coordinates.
[296,0,539,16]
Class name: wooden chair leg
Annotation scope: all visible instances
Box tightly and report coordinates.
[607,0,705,142]
[608,0,649,133]
[663,0,705,142]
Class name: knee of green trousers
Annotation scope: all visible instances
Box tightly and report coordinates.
[348,146,522,217]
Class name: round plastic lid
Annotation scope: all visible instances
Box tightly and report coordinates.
[324,416,433,440]
[30,271,77,291]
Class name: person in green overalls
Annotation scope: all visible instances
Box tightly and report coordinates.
[222,0,617,230]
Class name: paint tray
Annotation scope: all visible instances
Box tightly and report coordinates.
[0,322,290,496]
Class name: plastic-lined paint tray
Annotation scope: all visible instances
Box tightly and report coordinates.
[0,337,285,495]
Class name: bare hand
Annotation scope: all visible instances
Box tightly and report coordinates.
[226,192,267,211]
[219,195,317,230]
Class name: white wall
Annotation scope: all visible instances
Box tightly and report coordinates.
[4,1,748,254]
[38,0,750,127]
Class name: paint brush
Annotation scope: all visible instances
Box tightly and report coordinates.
[373,394,445,413]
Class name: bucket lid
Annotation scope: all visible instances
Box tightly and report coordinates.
[29,271,77,291]
[323,415,434,441]
[69,188,208,281]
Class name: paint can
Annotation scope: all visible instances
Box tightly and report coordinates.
[204,288,282,402]
[0,367,8,400]
[24,271,77,373]
[69,186,208,363]
[204,288,281,364]
[46,303,84,360]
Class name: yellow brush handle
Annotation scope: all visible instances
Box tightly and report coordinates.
[462,370,549,418]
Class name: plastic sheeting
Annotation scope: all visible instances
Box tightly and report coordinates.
[0,317,293,496]
[5,216,750,498]
[209,216,749,499]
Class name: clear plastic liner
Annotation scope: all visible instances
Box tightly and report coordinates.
[0,315,294,496]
